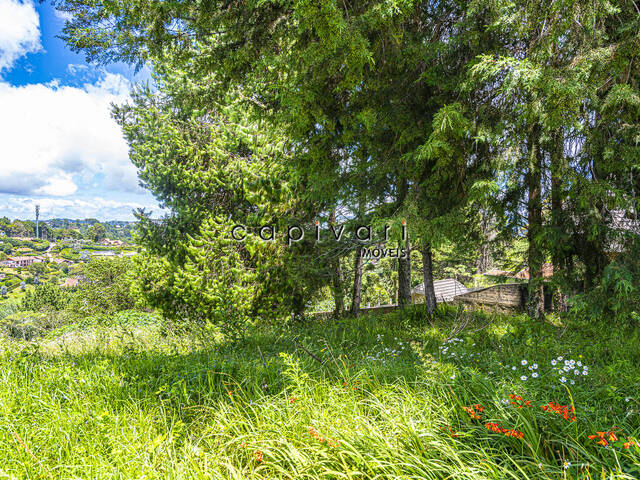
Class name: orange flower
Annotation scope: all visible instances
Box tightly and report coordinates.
[505,429,524,439]
[326,437,340,448]
[462,405,483,420]
[485,422,523,439]
[623,438,637,449]
[588,429,627,447]
[509,395,533,409]
[442,425,460,438]
[289,396,297,404]
[485,422,504,433]
[253,450,264,462]
[308,426,339,448]
[541,402,576,421]
[309,426,325,442]
[227,390,233,397]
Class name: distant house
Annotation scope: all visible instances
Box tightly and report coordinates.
[411,278,470,304]
[5,256,44,268]
[51,257,72,265]
[514,263,554,280]
[101,239,125,247]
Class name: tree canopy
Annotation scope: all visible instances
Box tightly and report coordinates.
[53,0,640,323]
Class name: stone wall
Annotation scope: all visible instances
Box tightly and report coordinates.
[313,283,557,317]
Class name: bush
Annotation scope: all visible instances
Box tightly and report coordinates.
[570,242,640,324]
[21,283,70,311]
[0,301,18,320]
[70,256,136,314]
[0,310,67,340]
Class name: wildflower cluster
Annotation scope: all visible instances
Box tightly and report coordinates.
[462,404,484,420]
[497,358,539,381]
[441,425,459,438]
[550,356,588,385]
[439,337,481,363]
[308,427,340,448]
[253,450,264,462]
[367,334,408,361]
[492,355,590,385]
[541,402,576,421]
[341,380,359,391]
[588,430,638,449]
[485,422,524,439]
[508,394,533,408]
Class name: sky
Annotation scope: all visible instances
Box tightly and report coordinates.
[0,0,163,221]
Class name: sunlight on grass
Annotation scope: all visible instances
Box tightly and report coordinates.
[0,309,638,479]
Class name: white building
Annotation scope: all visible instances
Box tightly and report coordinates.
[4,256,44,268]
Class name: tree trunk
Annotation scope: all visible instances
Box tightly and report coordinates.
[291,290,305,321]
[422,242,437,316]
[527,125,545,319]
[550,129,567,312]
[331,257,344,317]
[328,210,344,317]
[476,208,492,274]
[350,245,363,316]
[398,238,412,308]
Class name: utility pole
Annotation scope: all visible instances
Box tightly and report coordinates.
[35,204,40,239]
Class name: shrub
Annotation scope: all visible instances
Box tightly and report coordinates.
[21,283,70,311]
[570,242,640,325]
[0,309,67,340]
[70,256,136,314]
[0,301,18,320]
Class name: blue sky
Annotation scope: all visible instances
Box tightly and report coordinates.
[0,0,162,221]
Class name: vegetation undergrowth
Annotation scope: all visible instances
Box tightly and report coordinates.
[0,307,638,479]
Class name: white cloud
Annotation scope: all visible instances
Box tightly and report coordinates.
[0,0,41,73]
[53,8,74,22]
[0,195,162,221]
[0,72,143,196]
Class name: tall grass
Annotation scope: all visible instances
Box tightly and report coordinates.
[0,308,638,479]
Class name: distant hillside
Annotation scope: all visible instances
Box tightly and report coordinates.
[0,217,136,241]
[45,219,136,240]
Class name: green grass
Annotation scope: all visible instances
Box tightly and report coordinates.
[0,307,638,479]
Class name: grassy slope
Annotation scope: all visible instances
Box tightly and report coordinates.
[0,308,639,479]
